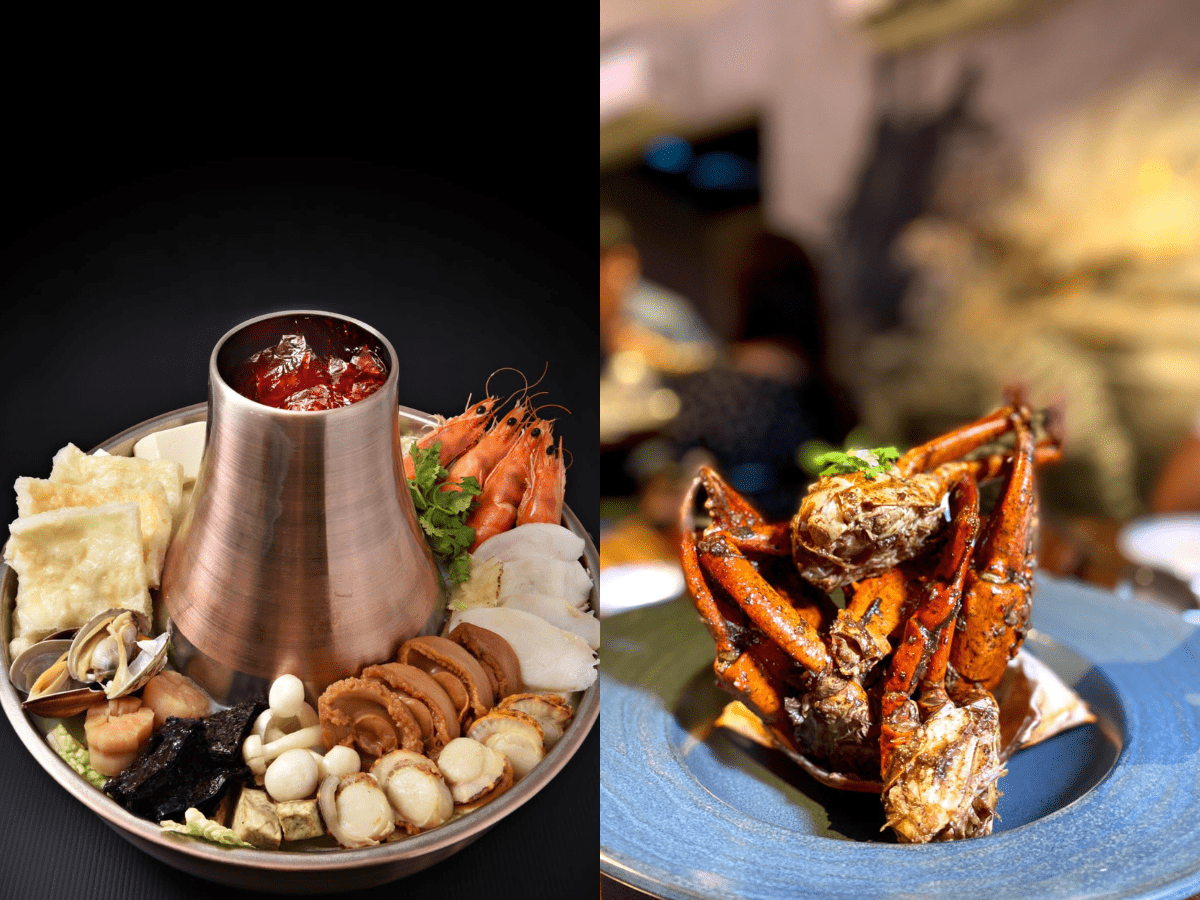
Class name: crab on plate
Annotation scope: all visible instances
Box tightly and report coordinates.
[678,390,1064,843]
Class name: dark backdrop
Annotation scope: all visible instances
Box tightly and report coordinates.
[0,37,595,900]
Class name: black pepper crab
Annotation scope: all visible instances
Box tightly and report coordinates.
[678,391,1063,843]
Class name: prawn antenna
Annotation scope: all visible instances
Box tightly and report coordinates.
[532,399,572,420]
[484,367,529,407]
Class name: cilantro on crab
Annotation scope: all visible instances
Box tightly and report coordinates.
[813,446,903,480]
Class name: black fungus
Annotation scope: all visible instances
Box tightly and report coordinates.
[104,701,266,823]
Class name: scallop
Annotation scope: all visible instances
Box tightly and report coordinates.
[370,750,453,832]
[498,693,575,748]
[435,737,512,808]
[467,709,545,779]
[317,773,396,849]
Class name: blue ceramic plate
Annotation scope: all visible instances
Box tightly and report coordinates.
[600,574,1200,900]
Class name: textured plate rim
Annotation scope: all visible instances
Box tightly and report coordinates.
[599,573,1200,900]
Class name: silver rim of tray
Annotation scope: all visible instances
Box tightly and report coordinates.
[0,402,599,876]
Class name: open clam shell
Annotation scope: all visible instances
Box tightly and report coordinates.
[65,608,171,700]
[8,639,107,718]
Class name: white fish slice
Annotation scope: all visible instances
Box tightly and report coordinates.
[446,607,597,693]
[498,556,593,610]
[133,421,207,484]
[498,592,600,649]
[472,523,585,564]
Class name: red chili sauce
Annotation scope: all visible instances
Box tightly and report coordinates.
[229,333,387,411]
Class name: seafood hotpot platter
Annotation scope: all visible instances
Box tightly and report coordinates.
[0,322,599,893]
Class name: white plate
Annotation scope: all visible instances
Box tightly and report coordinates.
[1117,514,1200,589]
[598,561,685,617]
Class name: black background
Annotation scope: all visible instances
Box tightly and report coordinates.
[0,26,595,900]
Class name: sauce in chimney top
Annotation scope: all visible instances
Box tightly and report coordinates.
[229,333,387,410]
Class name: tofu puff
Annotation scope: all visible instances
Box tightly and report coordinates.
[6,443,185,656]
[5,502,153,657]
[15,477,173,587]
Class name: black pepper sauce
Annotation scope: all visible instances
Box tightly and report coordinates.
[229,333,387,410]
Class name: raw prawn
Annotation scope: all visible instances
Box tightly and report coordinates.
[443,400,532,491]
[516,434,565,528]
[466,418,553,549]
[403,396,499,480]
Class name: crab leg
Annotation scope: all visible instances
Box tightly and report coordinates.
[896,404,1017,475]
[949,408,1038,691]
[679,474,809,753]
[685,467,832,674]
[878,474,980,776]
[695,465,791,555]
[830,566,919,678]
[894,384,1045,475]
[958,441,1061,482]
[697,532,832,675]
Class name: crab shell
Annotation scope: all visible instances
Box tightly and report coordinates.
[790,470,953,592]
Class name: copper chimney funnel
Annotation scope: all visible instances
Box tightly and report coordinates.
[160,310,442,705]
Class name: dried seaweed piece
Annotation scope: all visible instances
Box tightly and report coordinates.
[204,701,267,761]
[104,701,265,823]
[105,717,197,807]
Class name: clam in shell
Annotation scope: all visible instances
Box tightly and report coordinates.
[66,608,171,699]
[8,639,106,718]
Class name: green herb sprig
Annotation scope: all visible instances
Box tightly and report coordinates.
[812,446,902,479]
[407,442,481,583]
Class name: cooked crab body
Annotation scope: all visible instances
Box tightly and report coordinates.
[790,470,953,592]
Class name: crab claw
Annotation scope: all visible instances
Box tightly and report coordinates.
[881,686,1005,843]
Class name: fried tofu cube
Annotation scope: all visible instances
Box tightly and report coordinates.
[276,798,325,842]
[231,788,282,850]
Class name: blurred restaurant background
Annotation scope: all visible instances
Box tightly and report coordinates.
[599,0,1200,617]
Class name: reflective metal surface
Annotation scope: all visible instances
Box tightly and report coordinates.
[161,311,442,704]
[0,401,600,893]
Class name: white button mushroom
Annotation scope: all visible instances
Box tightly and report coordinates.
[313,744,362,779]
[269,673,306,718]
[264,747,321,802]
[243,724,326,778]
[250,674,319,743]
